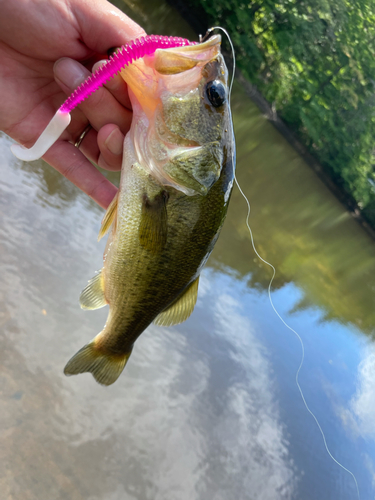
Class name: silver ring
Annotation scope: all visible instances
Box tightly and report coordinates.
[74,124,92,148]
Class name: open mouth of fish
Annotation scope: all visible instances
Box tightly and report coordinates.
[122,34,230,197]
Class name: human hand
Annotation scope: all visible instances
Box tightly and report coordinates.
[0,0,145,208]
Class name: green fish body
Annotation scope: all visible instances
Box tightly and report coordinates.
[64,35,235,385]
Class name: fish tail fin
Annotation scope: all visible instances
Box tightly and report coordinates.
[64,339,132,386]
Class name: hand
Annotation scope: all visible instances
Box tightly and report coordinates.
[0,0,145,208]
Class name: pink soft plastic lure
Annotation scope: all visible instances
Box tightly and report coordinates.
[11,35,194,161]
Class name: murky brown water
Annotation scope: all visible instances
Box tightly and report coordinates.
[1,1,375,499]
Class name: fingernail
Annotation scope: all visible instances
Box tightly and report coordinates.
[92,60,122,92]
[54,58,88,89]
[105,128,123,156]
[92,60,107,73]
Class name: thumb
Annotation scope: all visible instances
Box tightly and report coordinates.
[74,0,146,54]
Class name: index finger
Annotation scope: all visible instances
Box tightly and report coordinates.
[74,0,146,53]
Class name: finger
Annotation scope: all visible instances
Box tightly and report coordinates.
[96,124,124,172]
[92,60,132,110]
[43,139,117,209]
[74,0,146,53]
[77,126,100,164]
[54,58,132,136]
[68,123,124,172]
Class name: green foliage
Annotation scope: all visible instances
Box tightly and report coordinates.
[189,0,375,225]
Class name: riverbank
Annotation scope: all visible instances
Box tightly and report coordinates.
[235,72,375,240]
[168,0,375,239]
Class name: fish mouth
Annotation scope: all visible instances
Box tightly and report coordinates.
[121,34,223,120]
[165,34,221,54]
[153,35,221,75]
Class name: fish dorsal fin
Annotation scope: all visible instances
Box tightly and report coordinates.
[79,269,107,310]
[98,191,119,242]
[139,190,169,253]
[154,276,199,327]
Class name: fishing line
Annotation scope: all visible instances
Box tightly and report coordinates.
[204,26,361,500]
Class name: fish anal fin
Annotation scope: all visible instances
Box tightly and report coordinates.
[139,190,169,253]
[79,269,107,310]
[64,340,132,386]
[98,191,118,242]
[154,276,199,327]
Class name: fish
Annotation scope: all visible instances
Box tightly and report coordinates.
[64,34,235,385]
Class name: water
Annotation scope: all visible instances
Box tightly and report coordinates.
[1,1,375,499]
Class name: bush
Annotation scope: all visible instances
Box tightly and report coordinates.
[187,0,375,225]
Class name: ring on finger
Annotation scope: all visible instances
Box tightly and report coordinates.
[75,124,92,148]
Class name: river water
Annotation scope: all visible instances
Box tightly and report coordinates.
[1,1,375,499]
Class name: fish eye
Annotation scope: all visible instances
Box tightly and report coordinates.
[205,80,226,108]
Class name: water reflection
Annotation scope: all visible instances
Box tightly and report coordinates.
[215,82,375,335]
[17,151,119,216]
[1,131,297,500]
[193,273,297,499]
[349,346,375,437]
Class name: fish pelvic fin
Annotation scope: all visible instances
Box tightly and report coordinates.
[64,340,132,386]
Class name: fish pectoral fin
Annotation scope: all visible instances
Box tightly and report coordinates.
[98,191,118,241]
[79,269,107,310]
[64,340,132,386]
[139,190,169,253]
[154,276,200,327]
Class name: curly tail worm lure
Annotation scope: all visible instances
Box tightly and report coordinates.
[11,35,194,162]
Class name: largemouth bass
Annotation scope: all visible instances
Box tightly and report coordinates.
[64,34,235,385]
